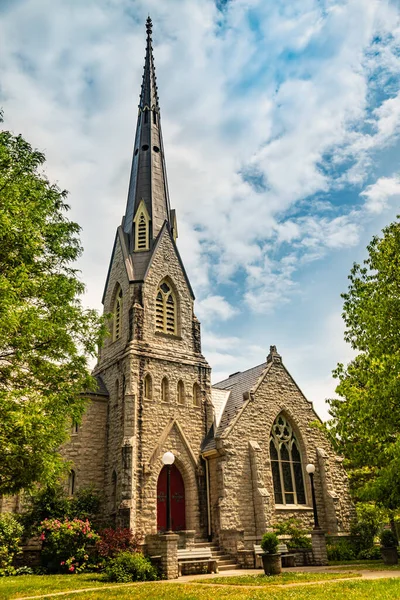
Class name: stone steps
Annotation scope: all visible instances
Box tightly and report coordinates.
[193,540,239,571]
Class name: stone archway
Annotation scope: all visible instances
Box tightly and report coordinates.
[157,464,186,532]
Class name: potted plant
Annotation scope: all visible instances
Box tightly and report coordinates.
[260,532,281,575]
[380,530,398,565]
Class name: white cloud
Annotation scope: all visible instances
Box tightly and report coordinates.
[360,175,400,214]
[195,295,238,322]
[1,0,400,406]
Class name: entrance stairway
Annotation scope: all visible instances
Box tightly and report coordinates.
[194,539,239,571]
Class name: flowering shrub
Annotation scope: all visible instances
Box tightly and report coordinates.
[40,518,100,573]
[0,513,24,577]
[96,528,142,559]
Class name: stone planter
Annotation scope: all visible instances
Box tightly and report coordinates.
[261,553,281,575]
[381,547,398,565]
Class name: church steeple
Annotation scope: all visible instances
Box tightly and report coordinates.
[124,17,172,247]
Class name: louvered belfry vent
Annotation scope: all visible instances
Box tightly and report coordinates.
[137,213,147,249]
[155,281,176,335]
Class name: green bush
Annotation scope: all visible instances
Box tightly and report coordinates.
[260,532,279,554]
[23,485,101,534]
[274,517,311,550]
[380,529,397,548]
[0,513,24,576]
[327,540,356,562]
[357,545,382,560]
[105,551,158,583]
[350,503,383,553]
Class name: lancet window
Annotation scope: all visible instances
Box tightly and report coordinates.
[161,377,169,402]
[270,414,306,505]
[177,380,185,405]
[193,382,201,407]
[113,287,123,341]
[155,280,177,335]
[68,470,76,496]
[144,374,153,400]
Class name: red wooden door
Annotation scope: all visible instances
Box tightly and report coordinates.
[157,464,186,532]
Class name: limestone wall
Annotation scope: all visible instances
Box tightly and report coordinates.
[61,397,108,494]
[212,357,354,552]
[91,226,212,536]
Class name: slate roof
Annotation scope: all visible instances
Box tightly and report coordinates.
[202,362,267,452]
[124,16,171,242]
[214,362,267,432]
[211,388,231,428]
[83,374,109,398]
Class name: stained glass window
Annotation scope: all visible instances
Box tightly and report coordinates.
[270,414,306,505]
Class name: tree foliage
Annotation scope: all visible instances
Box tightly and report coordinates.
[327,218,400,509]
[0,122,106,495]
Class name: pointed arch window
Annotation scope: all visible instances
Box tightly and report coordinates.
[144,374,153,400]
[115,379,119,406]
[134,201,150,252]
[113,287,123,341]
[111,471,117,511]
[270,414,306,505]
[68,470,76,496]
[177,380,185,405]
[155,280,177,335]
[193,382,201,407]
[161,377,169,402]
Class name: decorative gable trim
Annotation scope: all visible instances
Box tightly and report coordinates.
[143,221,195,299]
[101,226,134,304]
[147,417,198,470]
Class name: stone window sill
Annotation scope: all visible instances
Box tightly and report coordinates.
[275,505,313,511]
[155,331,182,341]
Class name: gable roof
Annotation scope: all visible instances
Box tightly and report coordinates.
[202,362,267,452]
[214,362,267,433]
[143,221,195,299]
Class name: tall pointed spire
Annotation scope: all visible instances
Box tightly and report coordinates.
[124,17,172,246]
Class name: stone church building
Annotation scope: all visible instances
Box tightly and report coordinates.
[62,19,354,563]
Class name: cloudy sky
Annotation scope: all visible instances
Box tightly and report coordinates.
[1,0,400,420]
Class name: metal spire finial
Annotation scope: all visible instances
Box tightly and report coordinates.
[146,16,152,36]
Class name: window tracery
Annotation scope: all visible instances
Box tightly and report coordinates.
[155,280,177,335]
[270,414,306,505]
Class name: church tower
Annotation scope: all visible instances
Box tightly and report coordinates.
[94,17,212,537]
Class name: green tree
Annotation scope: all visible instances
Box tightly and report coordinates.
[327,218,400,511]
[0,121,106,496]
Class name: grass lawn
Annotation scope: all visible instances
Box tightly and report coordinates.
[0,573,106,600]
[51,579,400,600]
[329,560,400,571]
[195,572,361,585]
[1,570,400,600]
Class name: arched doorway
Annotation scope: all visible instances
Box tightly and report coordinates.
[157,464,186,532]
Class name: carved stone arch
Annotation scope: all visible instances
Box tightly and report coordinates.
[142,419,201,534]
[109,281,123,313]
[110,282,123,341]
[152,453,199,532]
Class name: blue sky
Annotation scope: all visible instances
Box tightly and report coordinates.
[1,0,400,419]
